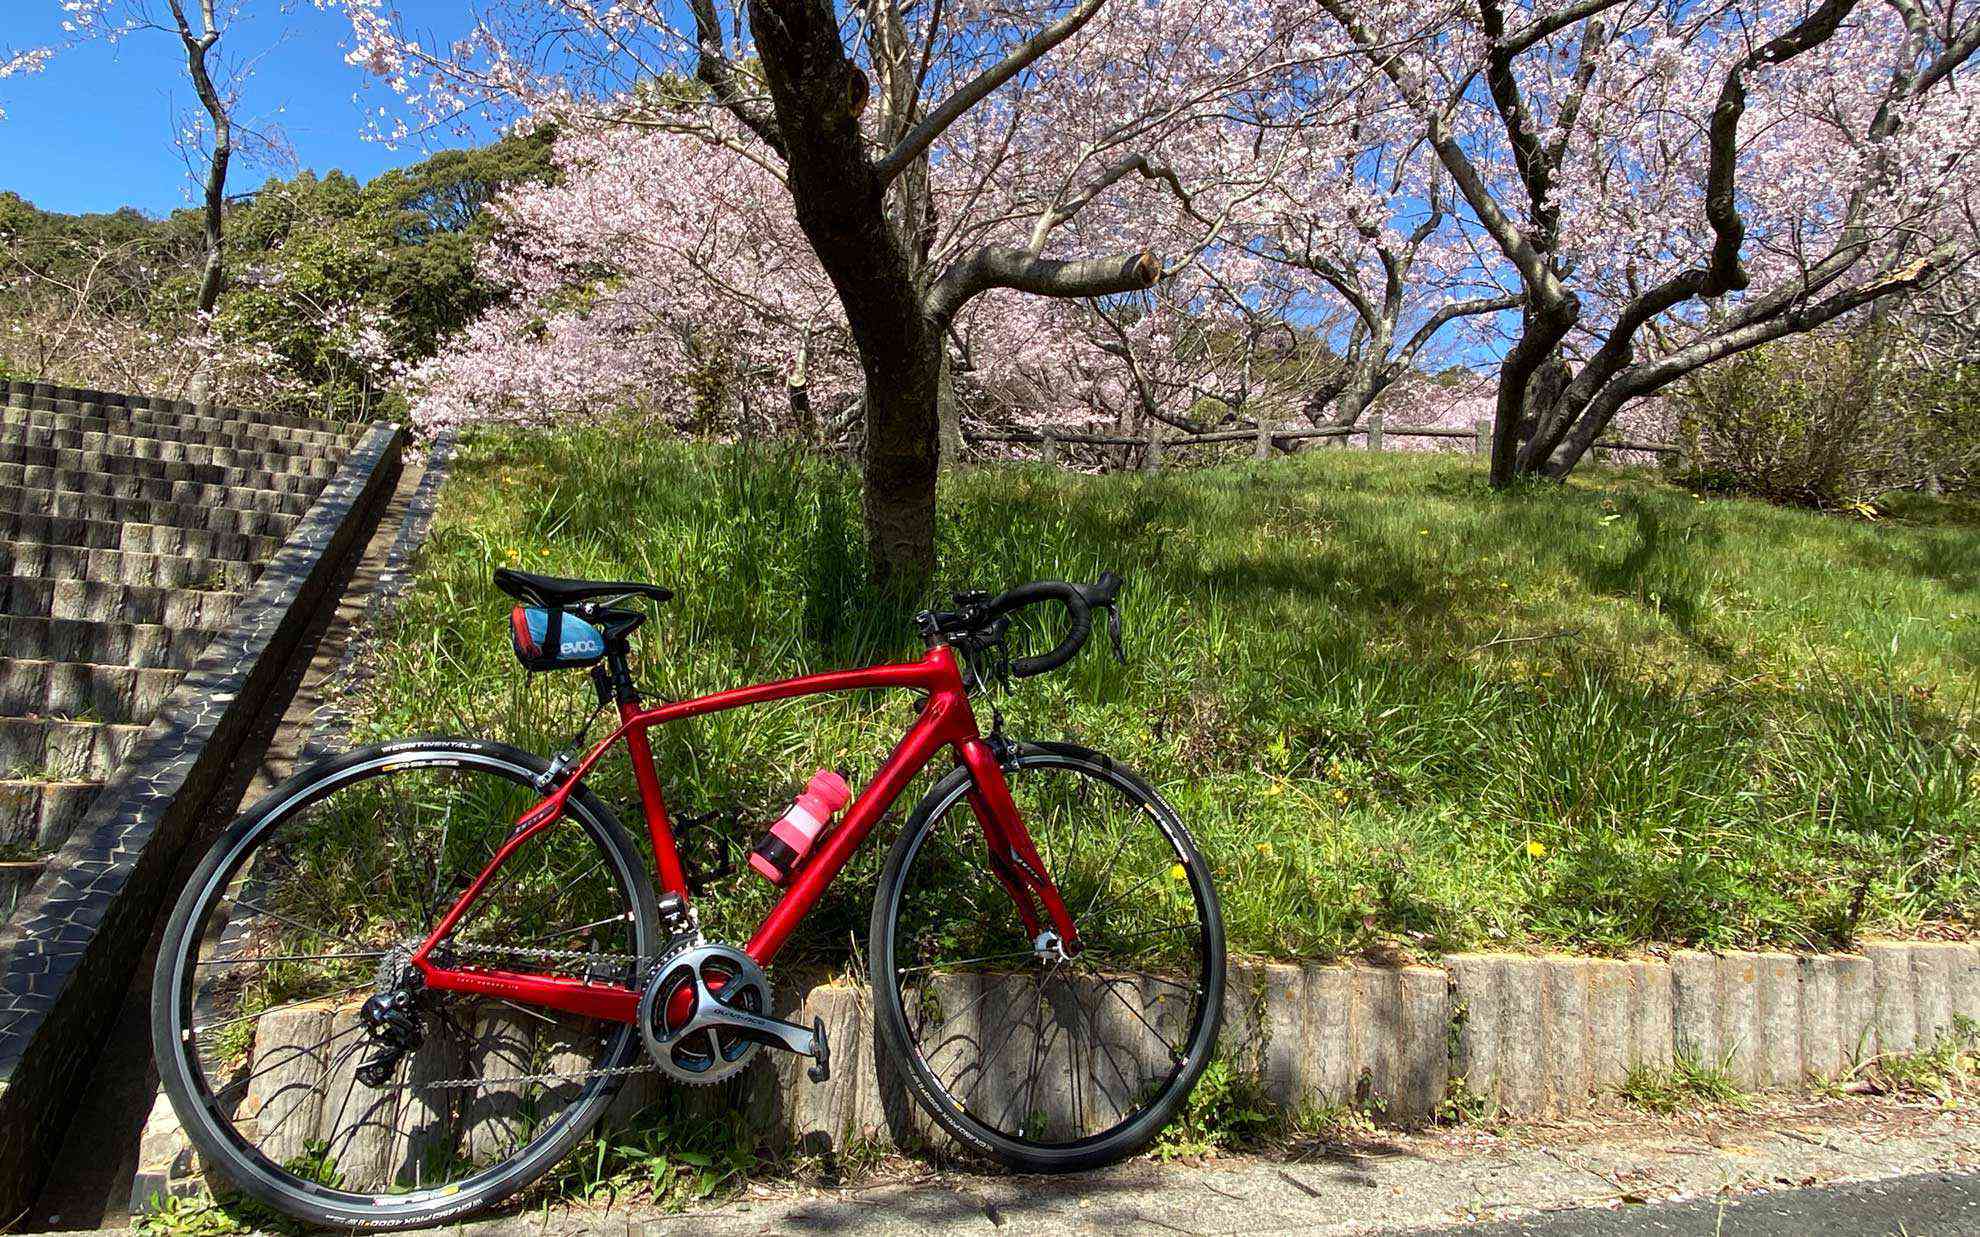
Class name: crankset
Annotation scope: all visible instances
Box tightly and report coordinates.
[636,940,830,1086]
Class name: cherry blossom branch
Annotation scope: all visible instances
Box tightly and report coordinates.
[1393,293,1522,368]
[688,0,786,156]
[1498,0,1630,56]
[1549,244,1962,473]
[1312,0,1563,301]
[926,246,1159,325]
[873,0,1109,184]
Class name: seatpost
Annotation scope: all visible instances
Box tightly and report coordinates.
[603,641,641,709]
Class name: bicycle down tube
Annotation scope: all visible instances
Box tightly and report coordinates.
[409,643,1084,1022]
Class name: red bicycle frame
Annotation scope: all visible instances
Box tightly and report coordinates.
[408,643,1081,1023]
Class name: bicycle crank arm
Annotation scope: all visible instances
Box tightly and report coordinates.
[712,1006,832,1082]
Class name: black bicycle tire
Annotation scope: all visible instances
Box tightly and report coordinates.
[869,740,1225,1172]
[150,737,659,1231]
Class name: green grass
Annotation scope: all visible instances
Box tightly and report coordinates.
[1618,1048,1751,1114]
[1824,1014,1979,1105]
[354,428,1979,963]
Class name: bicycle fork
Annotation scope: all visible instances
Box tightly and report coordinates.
[958,738,1085,958]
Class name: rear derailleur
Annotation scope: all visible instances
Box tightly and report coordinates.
[355,944,426,1087]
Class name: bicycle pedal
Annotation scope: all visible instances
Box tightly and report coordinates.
[806,1016,830,1083]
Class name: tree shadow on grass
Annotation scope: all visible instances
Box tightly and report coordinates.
[1047,471,1736,666]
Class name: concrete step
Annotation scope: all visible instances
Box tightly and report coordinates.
[2,421,341,479]
[0,540,259,591]
[0,508,287,563]
[0,778,102,849]
[0,483,297,542]
[0,575,241,629]
[0,716,146,782]
[2,384,363,447]
[0,616,219,670]
[0,659,182,726]
[0,462,318,517]
[0,442,329,499]
[0,407,348,463]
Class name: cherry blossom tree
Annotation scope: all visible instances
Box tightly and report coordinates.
[341,0,1312,582]
[0,45,55,121]
[406,119,860,436]
[1242,113,1522,430]
[1306,0,1980,487]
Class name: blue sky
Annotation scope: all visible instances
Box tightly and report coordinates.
[3,2,482,217]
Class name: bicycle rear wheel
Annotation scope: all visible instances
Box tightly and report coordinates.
[150,738,658,1230]
[870,741,1224,1171]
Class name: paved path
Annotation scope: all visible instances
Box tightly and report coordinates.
[439,1100,1977,1236]
[1444,1169,1980,1235]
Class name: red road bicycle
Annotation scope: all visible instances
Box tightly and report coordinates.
[152,567,1225,1228]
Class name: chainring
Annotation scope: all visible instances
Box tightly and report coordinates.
[636,940,772,1086]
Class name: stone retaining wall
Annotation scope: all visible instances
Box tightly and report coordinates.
[131,940,1979,1206]
[751,942,1977,1150]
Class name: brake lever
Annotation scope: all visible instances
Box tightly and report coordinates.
[1104,605,1126,664]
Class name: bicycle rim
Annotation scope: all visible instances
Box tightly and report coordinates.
[153,740,655,1228]
[874,744,1223,1165]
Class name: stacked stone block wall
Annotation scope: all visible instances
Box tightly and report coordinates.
[0,378,403,1216]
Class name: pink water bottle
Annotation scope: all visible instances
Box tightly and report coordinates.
[749,770,852,886]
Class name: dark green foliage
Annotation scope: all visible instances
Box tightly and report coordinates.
[1676,325,1980,507]
[0,131,555,414]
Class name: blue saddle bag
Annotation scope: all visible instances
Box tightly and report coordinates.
[509,606,608,671]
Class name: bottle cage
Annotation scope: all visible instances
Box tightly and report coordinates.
[509,605,609,672]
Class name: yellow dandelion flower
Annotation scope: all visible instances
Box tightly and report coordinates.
[1526,840,1546,858]
[1168,863,1188,881]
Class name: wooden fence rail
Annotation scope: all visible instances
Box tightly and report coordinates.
[968,413,1682,472]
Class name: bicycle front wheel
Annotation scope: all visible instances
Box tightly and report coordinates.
[151,738,658,1230]
[871,741,1224,1171]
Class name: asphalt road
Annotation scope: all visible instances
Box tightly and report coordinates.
[1440,1170,1980,1235]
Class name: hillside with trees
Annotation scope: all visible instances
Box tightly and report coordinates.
[0,129,553,416]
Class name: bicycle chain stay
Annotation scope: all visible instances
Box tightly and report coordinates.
[400,939,671,1091]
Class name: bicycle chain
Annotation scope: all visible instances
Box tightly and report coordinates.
[391,939,770,1092]
[394,941,667,1092]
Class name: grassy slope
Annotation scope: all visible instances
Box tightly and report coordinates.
[360,428,1978,964]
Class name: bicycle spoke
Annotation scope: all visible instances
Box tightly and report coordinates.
[1101,978,1181,1061]
[513,912,629,948]
[231,899,369,951]
[1086,921,1199,952]
[163,751,649,1215]
[1133,969,1204,995]
[212,1020,368,1099]
[898,946,1040,976]
[426,805,453,920]
[190,984,370,1037]
[195,949,390,967]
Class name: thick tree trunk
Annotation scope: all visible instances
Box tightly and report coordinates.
[862,349,943,583]
[936,346,963,471]
[749,0,942,586]
[1490,300,1578,487]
